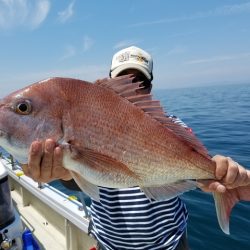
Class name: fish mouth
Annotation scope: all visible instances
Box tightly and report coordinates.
[0,129,8,138]
[0,130,28,164]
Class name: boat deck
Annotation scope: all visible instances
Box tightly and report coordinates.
[1,159,96,250]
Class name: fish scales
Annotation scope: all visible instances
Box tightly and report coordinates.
[1,76,250,234]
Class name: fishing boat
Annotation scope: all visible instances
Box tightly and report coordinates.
[0,154,96,250]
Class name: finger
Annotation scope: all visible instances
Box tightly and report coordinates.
[53,146,72,180]
[247,171,250,185]
[222,158,239,185]
[241,168,250,186]
[212,155,228,180]
[226,165,248,189]
[197,180,226,193]
[21,163,31,177]
[61,171,73,181]
[40,139,55,182]
[210,182,227,193]
[28,141,43,181]
[51,146,64,178]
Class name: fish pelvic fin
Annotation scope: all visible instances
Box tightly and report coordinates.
[141,180,197,201]
[70,170,100,201]
[213,188,239,234]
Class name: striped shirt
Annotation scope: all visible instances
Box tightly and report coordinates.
[89,116,189,250]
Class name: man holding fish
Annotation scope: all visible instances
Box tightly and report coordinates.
[1,46,249,250]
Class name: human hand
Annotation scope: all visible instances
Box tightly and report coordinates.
[197,155,250,193]
[22,139,72,183]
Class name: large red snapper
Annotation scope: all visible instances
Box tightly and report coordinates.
[0,75,249,234]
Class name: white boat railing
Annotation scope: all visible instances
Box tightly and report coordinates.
[0,158,96,250]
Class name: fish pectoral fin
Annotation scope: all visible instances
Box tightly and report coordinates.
[141,180,197,201]
[71,146,139,180]
[70,171,100,202]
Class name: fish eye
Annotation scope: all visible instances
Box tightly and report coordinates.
[15,100,32,115]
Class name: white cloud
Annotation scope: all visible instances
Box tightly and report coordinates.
[185,52,250,65]
[166,30,199,39]
[214,2,250,15]
[166,45,187,56]
[129,2,250,27]
[58,1,74,23]
[59,36,94,61]
[0,0,50,30]
[83,35,94,52]
[113,40,142,50]
[59,45,76,61]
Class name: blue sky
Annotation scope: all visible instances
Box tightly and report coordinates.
[1,0,250,97]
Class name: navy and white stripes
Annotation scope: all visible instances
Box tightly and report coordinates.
[89,116,190,250]
[90,187,188,250]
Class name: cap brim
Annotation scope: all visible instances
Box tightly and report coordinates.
[110,63,151,80]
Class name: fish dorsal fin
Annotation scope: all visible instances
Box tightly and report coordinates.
[155,116,210,158]
[95,75,144,97]
[95,75,209,158]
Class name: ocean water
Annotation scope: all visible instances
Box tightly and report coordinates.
[154,83,250,250]
[1,83,250,249]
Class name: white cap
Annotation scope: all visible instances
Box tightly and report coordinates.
[110,46,153,80]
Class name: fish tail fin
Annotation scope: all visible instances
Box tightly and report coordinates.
[213,190,239,235]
